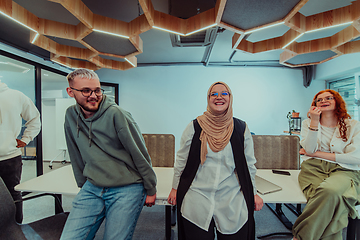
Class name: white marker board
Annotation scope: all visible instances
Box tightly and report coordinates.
[55,98,76,149]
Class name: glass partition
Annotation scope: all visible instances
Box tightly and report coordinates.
[0,54,37,181]
[41,70,69,169]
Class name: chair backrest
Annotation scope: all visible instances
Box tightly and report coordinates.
[252,135,300,170]
[142,134,175,167]
[0,177,26,239]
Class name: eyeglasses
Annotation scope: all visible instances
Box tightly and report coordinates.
[315,96,334,103]
[209,91,230,98]
[70,87,104,97]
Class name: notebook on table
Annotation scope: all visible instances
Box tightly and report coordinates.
[255,175,282,195]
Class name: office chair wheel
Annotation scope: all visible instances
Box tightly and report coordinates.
[49,165,53,169]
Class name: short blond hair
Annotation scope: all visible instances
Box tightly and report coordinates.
[66,68,99,84]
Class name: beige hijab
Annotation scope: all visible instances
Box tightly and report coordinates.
[196,82,234,165]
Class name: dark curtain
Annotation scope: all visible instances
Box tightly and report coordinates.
[302,65,315,88]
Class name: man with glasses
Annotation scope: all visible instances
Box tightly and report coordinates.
[0,79,41,223]
[61,68,157,240]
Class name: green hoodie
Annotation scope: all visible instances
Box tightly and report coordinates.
[64,95,156,196]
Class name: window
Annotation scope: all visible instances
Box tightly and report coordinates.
[328,75,359,121]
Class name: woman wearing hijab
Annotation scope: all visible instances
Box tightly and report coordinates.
[167,82,263,240]
[292,89,360,240]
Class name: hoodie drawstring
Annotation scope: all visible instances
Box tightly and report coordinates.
[89,121,92,147]
[76,110,93,147]
[76,111,80,138]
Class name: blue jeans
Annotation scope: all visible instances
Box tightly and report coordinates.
[60,181,146,240]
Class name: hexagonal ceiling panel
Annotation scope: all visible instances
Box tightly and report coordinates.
[286,50,338,65]
[0,0,360,70]
[83,32,138,56]
[221,0,301,30]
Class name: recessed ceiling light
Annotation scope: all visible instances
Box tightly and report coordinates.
[282,33,304,49]
[93,29,129,39]
[245,22,285,34]
[0,11,37,33]
[31,33,40,44]
[185,23,217,36]
[124,58,136,67]
[152,26,185,36]
[306,22,353,33]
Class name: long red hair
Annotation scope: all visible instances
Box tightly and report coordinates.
[311,89,351,141]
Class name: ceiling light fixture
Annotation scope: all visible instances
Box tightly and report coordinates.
[282,33,304,49]
[152,26,185,36]
[245,22,284,34]
[0,11,37,33]
[93,29,129,39]
[31,33,40,44]
[306,22,353,33]
[185,23,217,36]
[124,58,136,67]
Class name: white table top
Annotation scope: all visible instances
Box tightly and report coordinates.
[16,165,80,195]
[16,165,174,205]
[256,169,306,204]
[16,165,306,205]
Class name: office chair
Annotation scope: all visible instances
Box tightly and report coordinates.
[0,177,68,240]
[252,135,301,238]
[142,134,175,167]
[142,134,175,240]
[347,205,360,240]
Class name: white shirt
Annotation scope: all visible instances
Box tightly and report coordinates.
[0,82,41,160]
[172,121,257,234]
[301,118,360,170]
[319,125,336,152]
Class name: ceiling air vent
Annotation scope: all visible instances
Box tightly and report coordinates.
[170,27,218,47]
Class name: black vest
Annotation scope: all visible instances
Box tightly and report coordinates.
[176,118,255,239]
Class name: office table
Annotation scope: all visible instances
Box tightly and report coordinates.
[16,165,174,239]
[16,167,306,240]
[256,169,306,204]
[256,170,306,238]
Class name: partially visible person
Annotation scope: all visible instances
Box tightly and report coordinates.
[167,82,263,240]
[60,68,157,240]
[293,89,360,240]
[0,80,41,223]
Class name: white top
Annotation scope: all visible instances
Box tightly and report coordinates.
[0,81,41,161]
[172,121,257,234]
[301,118,360,170]
[319,125,336,152]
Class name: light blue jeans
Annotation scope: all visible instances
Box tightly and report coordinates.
[60,181,146,240]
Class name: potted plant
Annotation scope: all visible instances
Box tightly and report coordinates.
[292,110,300,118]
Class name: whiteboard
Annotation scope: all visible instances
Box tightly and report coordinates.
[55,98,76,149]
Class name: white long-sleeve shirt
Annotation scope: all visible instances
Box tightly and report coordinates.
[172,121,257,234]
[0,81,41,161]
[300,118,360,170]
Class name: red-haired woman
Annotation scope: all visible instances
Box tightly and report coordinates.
[293,89,360,240]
